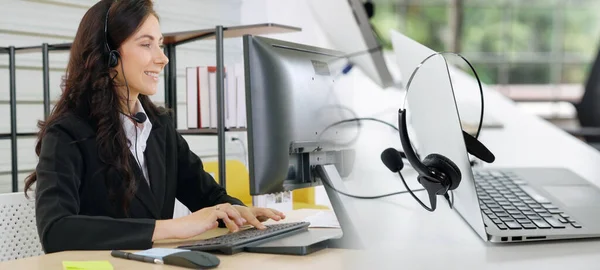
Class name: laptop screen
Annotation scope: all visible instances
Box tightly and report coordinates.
[391,30,488,241]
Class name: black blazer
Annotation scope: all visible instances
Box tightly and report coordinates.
[33,110,244,253]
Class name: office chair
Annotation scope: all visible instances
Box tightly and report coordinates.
[564,41,600,150]
[0,192,44,261]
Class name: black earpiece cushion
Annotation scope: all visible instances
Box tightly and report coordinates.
[108,50,119,68]
[422,154,461,190]
[363,2,374,19]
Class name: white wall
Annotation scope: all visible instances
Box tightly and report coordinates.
[0,0,247,193]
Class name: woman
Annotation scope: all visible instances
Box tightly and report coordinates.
[24,0,284,254]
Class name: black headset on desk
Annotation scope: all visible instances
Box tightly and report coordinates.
[317,52,497,210]
[380,52,496,212]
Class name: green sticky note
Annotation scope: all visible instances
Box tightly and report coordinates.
[62,261,114,270]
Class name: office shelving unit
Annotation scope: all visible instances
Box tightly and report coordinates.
[0,46,19,192]
[0,43,71,192]
[1,23,300,192]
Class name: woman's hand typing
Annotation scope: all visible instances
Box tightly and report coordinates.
[152,203,287,241]
[153,203,245,240]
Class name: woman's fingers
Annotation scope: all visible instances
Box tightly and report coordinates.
[209,221,219,230]
[256,208,282,221]
[271,208,286,219]
[242,210,266,230]
[217,203,245,226]
[206,205,289,232]
[212,209,240,232]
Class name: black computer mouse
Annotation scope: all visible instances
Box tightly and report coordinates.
[163,250,220,269]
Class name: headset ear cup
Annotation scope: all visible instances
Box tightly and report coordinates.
[108,50,119,68]
[422,154,462,190]
[363,1,374,19]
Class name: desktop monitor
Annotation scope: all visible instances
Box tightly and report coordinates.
[307,0,395,89]
[243,35,363,250]
[243,35,356,196]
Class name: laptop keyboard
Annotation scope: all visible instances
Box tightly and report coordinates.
[474,170,582,230]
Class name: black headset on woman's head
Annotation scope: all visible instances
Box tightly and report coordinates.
[103,1,148,174]
[103,2,147,124]
[104,3,120,69]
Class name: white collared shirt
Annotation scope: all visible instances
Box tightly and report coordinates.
[120,101,153,186]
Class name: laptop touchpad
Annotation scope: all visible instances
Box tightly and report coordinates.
[542,185,600,207]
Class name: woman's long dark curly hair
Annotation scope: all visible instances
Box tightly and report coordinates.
[24,0,166,214]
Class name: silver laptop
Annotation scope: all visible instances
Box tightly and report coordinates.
[389,29,600,243]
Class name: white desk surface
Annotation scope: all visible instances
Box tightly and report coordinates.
[332,69,600,269]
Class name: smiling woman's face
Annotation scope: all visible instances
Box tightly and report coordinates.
[114,14,168,98]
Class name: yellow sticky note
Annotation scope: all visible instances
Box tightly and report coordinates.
[62,261,114,270]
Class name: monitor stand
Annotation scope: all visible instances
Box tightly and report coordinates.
[244,164,364,255]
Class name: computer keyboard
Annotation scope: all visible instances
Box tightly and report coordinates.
[177,221,310,255]
[474,170,582,230]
